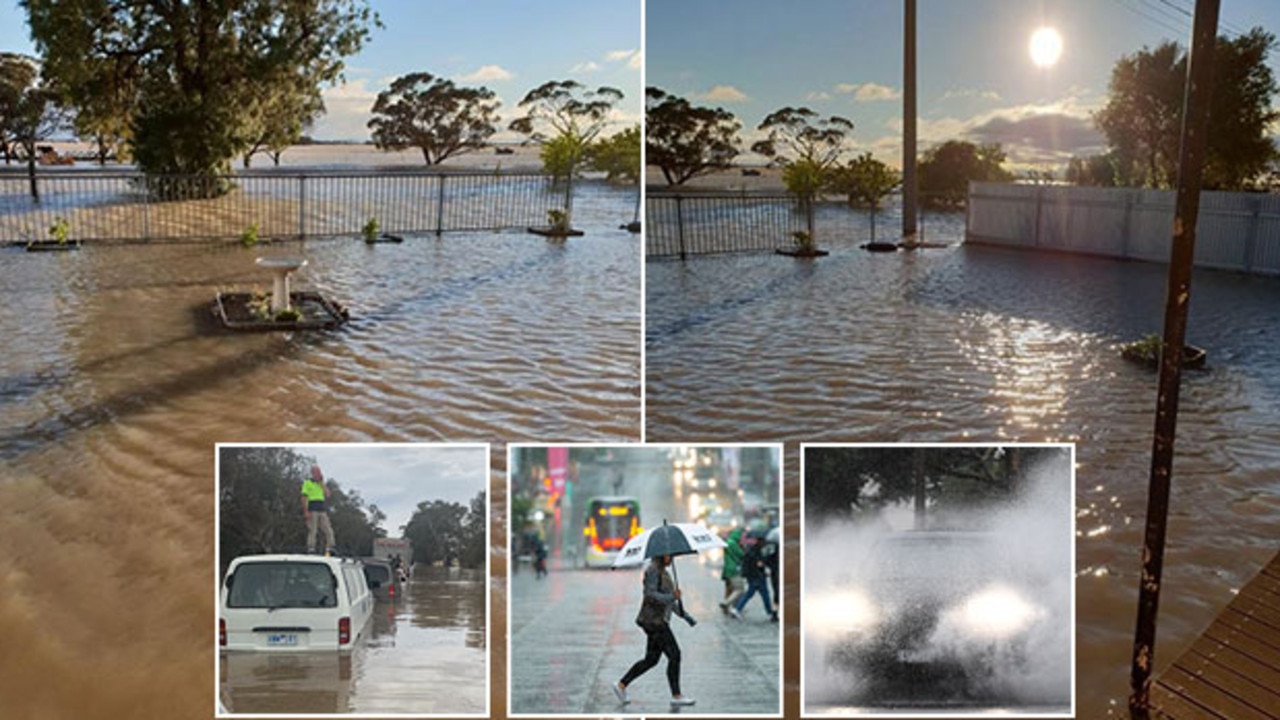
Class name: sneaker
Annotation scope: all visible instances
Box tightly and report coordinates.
[718,601,729,615]
[671,696,697,707]
[771,612,779,623]
[729,607,742,620]
[612,683,628,705]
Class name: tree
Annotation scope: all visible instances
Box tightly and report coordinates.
[827,152,900,209]
[1065,153,1120,187]
[0,53,40,165]
[402,499,469,567]
[826,152,901,242]
[645,87,741,185]
[750,106,854,169]
[1094,28,1280,190]
[368,72,500,166]
[589,124,641,183]
[22,0,377,196]
[244,86,325,168]
[0,53,69,202]
[918,140,1012,208]
[458,490,487,570]
[509,80,624,178]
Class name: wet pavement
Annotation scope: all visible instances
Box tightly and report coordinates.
[220,566,486,715]
[509,450,782,716]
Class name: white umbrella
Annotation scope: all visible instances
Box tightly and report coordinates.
[612,520,726,569]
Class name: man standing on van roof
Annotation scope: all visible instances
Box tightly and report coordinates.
[302,464,336,555]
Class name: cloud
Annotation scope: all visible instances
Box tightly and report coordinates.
[312,77,379,141]
[807,91,832,102]
[698,85,750,103]
[835,82,902,102]
[941,88,1002,102]
[459,64,513,82]
[604,49,642,70]
[965,113,1106,164]
[571,61,601,74]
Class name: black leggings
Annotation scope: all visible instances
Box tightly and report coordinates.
[620,623,681,696]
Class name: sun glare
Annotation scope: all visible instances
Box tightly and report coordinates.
[1030,27,1063,68]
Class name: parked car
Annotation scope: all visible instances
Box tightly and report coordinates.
[220,554,374,652]
[360,557,402,600]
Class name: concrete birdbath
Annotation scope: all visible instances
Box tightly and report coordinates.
[255,257,307,313]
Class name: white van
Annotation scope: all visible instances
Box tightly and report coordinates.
[220,554,374,652]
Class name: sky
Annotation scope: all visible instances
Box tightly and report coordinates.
[647,0,1280,171]
[286,444,487,536]
[0,0,642,142]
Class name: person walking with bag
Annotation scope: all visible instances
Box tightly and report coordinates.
[731,537,776,622]
[612,554,696,708]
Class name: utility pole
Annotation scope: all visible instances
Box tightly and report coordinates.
[902,0,918,243]
[1129,0,1220,716]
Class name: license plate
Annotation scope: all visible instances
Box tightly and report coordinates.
[266,633,298,647]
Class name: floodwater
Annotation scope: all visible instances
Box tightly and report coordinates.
[646,210,1280,718]
[220,566,486,714]
[0,179,636,716]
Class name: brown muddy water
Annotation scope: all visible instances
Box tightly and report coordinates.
[220,566,486,714]
[647,233,1280,718]
[0,183,636,718]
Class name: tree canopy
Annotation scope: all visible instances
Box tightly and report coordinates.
[750,106,854,169]
[645,87,741,185]
[22,0,377,193]
[805,446,1070,524]
[218,447,387,571]
[0,52,69,201]
[368,72,500,165]
[402,493,486,569]
[1093,28,1279,190]
[918,140,1013,208]
[588,124,641,183]
[509,79,624,177]
[826,152,901,209]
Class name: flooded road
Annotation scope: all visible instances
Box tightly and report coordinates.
[220,566,486,714]
[0,181,635,717]
[646,228,1280,717]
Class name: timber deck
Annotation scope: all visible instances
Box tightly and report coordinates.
[1151,549,1280,719]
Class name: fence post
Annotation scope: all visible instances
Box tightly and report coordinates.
[1122,191,1134,259]
[565,172,575,229]
[436,174,446,237]
[298,175,306,240]
[676,196,686,261]
[142,175,151,242]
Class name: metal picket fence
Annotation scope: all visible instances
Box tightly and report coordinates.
[0,169,572,244]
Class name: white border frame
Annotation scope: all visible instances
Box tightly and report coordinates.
[798,442,1077,719]
[505,442,784,719]
[214,441,492,719]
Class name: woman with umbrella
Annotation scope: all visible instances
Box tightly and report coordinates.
[611,521,723,708]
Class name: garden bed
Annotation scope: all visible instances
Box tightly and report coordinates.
[1120,336,1207,370]
[365,233,404,244]
[212,291,349,331]
[21,240,81,252]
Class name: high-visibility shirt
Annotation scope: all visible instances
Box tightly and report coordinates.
[301,479,326,502]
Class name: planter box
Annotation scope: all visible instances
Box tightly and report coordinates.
[776,248,830,258]
[212,291,349,332]
[365,233,404,244]
[860,242,899,253]
[1121,343,1207,370]
[620,221,641,233]
[25,240,81,252]
[527,226,585,238]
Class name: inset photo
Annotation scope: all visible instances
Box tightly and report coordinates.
[216,443,488,717]
[508,444,783,717]
[802,444,1074,717]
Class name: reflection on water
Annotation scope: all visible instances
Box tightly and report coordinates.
[0,182,632,717]
[221,566,486,714]
[647,243,1280,717]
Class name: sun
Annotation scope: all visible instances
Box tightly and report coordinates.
[1030,27,1063,68]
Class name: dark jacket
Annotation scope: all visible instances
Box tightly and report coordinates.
[635,561,677,630]
[741,541,766,580]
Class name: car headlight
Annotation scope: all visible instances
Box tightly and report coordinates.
[805,590,878,636]
[958,586,1042,638]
